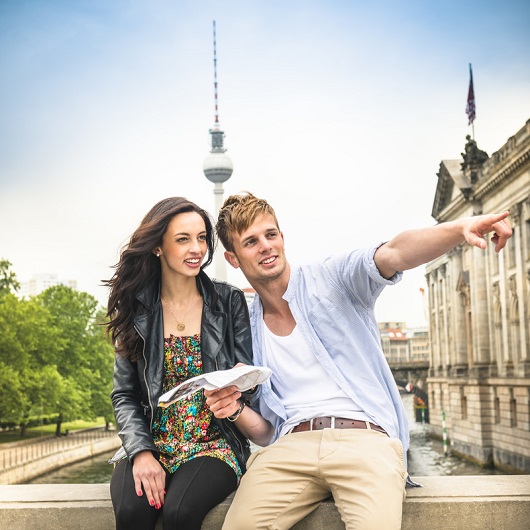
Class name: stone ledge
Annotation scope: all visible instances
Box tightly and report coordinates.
[0,476,529,530]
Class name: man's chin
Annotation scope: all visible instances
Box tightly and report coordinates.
[257,264,286,282]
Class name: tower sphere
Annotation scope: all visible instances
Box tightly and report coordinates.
[203,151,233,183]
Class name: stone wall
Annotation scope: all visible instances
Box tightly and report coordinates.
[1,476,529,530]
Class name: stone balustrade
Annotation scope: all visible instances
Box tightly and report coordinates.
[1,475,529,529]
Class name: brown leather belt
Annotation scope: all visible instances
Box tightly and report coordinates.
[291,417,387,435]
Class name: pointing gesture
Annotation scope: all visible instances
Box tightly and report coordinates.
[375,211,513,279]
[462,211,512,253]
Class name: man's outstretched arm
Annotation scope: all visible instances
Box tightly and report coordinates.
[374,211,512,279]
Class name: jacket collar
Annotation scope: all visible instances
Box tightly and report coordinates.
[135,270,218,311]
[134,270,227,373]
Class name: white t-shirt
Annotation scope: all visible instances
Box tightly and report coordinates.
[262,322,372,437]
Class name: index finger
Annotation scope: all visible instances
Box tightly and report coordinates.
[490,211,510,224]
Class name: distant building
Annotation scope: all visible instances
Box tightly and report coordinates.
[378,322,430,365]
[426,119,530,472]
[408,327,430,363]
[19,273,77,298]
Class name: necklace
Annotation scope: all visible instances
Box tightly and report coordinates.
[161,294,197,332]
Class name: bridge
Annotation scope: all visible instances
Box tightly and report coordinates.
[389,360,430,421]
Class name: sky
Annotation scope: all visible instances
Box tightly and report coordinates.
[1,0,529,327]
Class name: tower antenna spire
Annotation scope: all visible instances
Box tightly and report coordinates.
[203,20,233,280]
[206,20,228,154]
[213,20,219,126]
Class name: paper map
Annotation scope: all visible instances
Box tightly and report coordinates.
[157,365,272,408]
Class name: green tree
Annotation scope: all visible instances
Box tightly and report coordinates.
[0,258,20,296]
[0,292,65,435]
[0,273,114,436]
[36,286,114,434]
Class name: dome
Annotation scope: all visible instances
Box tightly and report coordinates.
[203,152,234,183]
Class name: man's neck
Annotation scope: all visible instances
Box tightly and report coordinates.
[251,264,296,336]
[250,263,289,310]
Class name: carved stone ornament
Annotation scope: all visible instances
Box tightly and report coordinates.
[461,135,489,184]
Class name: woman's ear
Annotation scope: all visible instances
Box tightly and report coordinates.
[153,248,162,257]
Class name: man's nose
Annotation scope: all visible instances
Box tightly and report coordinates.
[258,237,272,252]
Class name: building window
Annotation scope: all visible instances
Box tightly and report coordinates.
[510,388,517,428]
[460,387,468,420]
[509,298,520,364]
[494,388,500,424]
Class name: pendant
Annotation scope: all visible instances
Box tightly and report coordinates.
[177,323,185,332]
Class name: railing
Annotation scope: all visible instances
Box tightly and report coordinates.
[0,428,116,472]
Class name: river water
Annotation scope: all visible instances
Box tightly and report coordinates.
[27,394,505,484]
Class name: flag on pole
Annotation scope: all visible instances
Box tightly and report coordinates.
[466,63,476,125]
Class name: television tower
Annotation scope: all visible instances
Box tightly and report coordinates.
[203,20,233,280]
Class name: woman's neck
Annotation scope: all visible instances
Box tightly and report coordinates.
[160,275,200,304]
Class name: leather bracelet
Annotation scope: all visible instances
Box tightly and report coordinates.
[227,399,245,422]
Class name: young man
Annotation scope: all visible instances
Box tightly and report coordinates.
[205,192,512,530]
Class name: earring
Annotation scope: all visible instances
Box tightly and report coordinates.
[156,252,160,257]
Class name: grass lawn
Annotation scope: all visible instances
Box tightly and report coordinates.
[0,418,108,444]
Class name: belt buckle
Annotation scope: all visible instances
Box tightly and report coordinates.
[330,416,336,429]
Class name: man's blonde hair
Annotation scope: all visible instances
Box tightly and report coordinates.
[216,192,280,252]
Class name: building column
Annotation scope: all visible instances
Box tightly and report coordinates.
[512,203,529,373]
[451,246,468,372]
[471,245,491,370]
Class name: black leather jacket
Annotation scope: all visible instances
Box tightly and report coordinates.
[111,271,255,472]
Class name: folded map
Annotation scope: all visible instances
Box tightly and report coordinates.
[158,365,272,408]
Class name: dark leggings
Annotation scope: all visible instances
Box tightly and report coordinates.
[110,455,238,530]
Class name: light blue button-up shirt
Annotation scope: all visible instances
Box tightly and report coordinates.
[249,244,410,461]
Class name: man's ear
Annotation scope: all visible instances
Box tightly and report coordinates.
[224,251,239,269]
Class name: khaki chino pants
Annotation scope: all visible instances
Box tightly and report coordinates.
[223,428,407,530]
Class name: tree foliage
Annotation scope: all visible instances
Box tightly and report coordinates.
[0,264,115,435]
[0,258,20,295]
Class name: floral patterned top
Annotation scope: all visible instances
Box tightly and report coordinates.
[152,334,242,479]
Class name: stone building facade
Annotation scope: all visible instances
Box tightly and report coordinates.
[426,119,530,472]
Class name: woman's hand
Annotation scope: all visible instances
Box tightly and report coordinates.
[132,450,166,509]
[205,385,242,419]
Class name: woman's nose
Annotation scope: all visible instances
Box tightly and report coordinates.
[190,239,201,252]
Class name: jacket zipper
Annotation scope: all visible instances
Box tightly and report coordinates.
[134,324,154,430]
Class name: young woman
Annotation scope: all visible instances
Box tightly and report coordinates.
[105,197,254,530]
